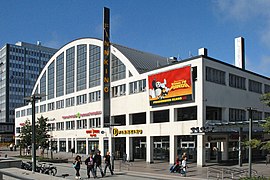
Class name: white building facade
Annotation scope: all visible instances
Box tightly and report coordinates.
[15,38,270,166]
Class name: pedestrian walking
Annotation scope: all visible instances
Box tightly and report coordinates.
[85,153,96,179]
[104,151,114,176]
[94,151,104,177]
[73,155,82,179]
[181,156,188,177]
[170,155,180,173]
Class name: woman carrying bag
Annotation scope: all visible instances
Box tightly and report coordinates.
[73,155,82,179]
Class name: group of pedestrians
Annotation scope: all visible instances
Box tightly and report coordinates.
[170,152,188,176]
[73,151,114,179]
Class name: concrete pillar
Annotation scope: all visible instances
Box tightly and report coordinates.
[169,135,177,164]
[86,138,89,154]
[126,137,133,161]
[146,136,154,163]
[197,135,205,167]
[146,111,151,124]
[74,138,77,153]
[66,138,69,152]
[221,136,228,160]
[99,137,104,156]
[57,139,60,153]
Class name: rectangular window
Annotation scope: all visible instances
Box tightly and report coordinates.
[89,117,101,128]
[89,45,101,88]
[56,53,64,97]
[27,108,32,115]
[56,100,64,109]
[76,94,87,105]
[48,102,54,111]
[21,110,25,117]
[111,54,126,82]
[16,127,20,133]
[56,122,64,131]
[77,119,87,129]
[249,80,262,94]
[206,67,226,85]
[66,97,75,107]
[16,111,20,118]
[252,111,262,120]
[229,73,246,90]
[265,84,270,93]
[66,47,75,94]
[48,62,55,99]
[229,108,246,122]
[89,91,101,102]
[177,106,197,121]
[77,44,87,91]
[66,121,75,130]
[40,104,46,113]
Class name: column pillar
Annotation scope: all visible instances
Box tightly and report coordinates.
[99,137,104,156]
[126,137,133,161]
[169,135,177,164]
[66,138,69,152]
[146,136,153,163]
[197,135,205,167]
[57,139,60,153]
[74,138,77,153]
[86,138,89,154]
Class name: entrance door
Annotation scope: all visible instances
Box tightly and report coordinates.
[114,137,126,160]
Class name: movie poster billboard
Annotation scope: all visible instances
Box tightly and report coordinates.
[148,65,193,106]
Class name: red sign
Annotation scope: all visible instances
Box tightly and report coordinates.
[86,129,100,137]
[148,65,193,105]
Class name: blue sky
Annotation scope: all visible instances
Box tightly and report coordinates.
[1,0,270,77]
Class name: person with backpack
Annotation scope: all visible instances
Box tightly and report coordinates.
[73,155,82,179]
[103,151,114,176]
[85,153,96,178]
[94,150,104,178]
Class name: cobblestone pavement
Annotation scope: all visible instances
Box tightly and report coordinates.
[1,147,270,179]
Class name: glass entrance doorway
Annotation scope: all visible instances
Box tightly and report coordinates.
[114,137,126,160]
[133,137,146,160]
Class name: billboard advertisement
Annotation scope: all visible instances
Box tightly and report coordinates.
[148,65,193,105]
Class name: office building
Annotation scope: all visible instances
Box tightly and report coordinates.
[0,41,57,142]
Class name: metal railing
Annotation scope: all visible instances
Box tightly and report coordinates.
[207,167,258,179]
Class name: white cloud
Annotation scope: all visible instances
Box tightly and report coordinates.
[213,0,270,22]
[246,55,270,77]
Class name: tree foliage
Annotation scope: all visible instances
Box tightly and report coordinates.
[19,119,32,148]
[19,116,50,149]
[260,92,270,151]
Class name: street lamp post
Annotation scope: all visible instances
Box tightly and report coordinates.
[25,94,44,173]
[247,107,254,178]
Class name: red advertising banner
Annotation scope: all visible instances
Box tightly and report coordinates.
[148,65,193,105]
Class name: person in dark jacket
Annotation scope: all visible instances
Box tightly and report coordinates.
[85,153,96,178]
[73,155,82,179]
[94,151,104,177]
[103,151,114,176]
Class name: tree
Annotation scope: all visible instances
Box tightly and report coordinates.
[19,119,32,149]
[36,116,50,149]
[260,93,270,151]
[19,116,50,157]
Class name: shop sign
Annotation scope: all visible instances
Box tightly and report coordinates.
[113,128,143,136]
[86,129,100,137]
[62,111,102,119]
[148,65,193,106]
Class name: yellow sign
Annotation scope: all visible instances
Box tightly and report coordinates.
[113,128,143,136]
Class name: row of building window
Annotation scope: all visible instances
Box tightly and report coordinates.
[206,67,270,93]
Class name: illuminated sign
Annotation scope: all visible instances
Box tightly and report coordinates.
[148,65,193,105]
[62,111,102,119]
[113,128,143,136]
[103,7,111,127]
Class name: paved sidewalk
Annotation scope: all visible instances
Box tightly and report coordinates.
[1,147,270,179]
